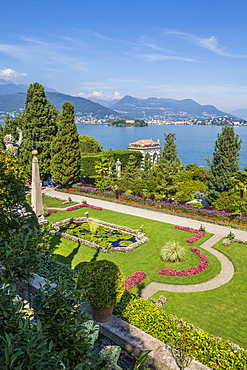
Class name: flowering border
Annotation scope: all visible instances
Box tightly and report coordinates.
[174,225,206,243]
[159,247,209,276]
[125,271,146,290]
[66,203,102,211]
[57,186,247,229]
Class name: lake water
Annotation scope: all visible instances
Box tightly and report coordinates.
[77,124,247,169]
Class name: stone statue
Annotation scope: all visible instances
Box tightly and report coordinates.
[3,127,23,156]
[116,159,122,177]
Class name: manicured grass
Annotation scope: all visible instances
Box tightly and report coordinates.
[151,240,247,350]
[26,194,77,208]
[47,207,247,349]
[48,208,219,288]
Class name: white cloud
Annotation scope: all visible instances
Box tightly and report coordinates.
[77,90,122,101]
[138,53,197,62]
[108,91,121,100]
[89,90,104,98]
[164,30,246,58]
[0,68,26,79]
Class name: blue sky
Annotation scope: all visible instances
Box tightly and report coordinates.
[1,0,247,112]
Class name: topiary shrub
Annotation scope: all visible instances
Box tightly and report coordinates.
[161,241,185,262]
[76,260,125,308]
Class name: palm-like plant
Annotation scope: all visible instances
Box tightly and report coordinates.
[95,157,109,179]
[232,168,247,201]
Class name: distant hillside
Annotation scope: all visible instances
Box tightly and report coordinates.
[230,109,247,120]
[0,79,26,94]
[110,95,233,120]
[0,92,121,120]
[87,97,119,108]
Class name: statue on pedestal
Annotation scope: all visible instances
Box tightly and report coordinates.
[116,159,122,177]
[3,127,23,156]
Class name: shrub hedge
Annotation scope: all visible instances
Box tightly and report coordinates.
[114,292,247,370]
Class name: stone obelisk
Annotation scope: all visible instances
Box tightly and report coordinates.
[31,139,45,223]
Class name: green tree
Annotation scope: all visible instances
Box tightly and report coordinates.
[141,152,153,180]
[79,134,103,153]
[19,83,57,177]
[0,124,4,150]
[232,168,247,201]
[155,133,181,198]
[95,156,109,179]
[51,102,81,186]
[205,126,242,204]
[3,113,22,137]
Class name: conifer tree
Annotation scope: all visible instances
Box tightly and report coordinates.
[3,114,22,137]
[205,126,242,204]
[19,83,57,177]
[155,133,181,198]
[50,102,81,186]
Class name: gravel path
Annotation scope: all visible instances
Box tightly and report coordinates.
[43,188,247,299]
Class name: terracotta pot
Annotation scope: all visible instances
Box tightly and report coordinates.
[91,304,114,322]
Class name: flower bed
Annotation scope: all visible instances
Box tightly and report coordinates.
[174,225,206,243]
[125,271,146,290]
[56,187,247,229]
[159,247,209,276]
[47,209,57,213]
[66,203,102,211]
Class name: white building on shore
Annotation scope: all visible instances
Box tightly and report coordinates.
[128,139,161,163]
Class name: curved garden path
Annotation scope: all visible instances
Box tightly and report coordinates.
[43,188,247,299]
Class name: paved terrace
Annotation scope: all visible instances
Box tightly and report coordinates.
[42,187,247,299]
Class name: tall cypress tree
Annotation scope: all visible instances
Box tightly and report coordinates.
[155,133,181,197]
[51,102,81,186]
[205,126,242,204]
[19,83,57,177]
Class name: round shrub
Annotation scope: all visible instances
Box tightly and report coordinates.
[161,241,186,262]
[76,260,125,308]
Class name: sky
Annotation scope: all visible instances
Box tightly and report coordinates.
[1,0,247,112]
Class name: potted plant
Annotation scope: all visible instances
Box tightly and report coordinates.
[76,259,125,322]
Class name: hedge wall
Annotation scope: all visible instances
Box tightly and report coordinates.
[81,150,143,177]
[106,150,143,169]
[81,153,106,177]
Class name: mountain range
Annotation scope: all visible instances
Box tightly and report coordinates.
[0,79,241,122]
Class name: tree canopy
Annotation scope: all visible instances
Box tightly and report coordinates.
[19,82,57,177]
[51,101,81,186]
[79,134,103,153]
[205,126,241,204]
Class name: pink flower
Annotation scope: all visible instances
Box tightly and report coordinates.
[125,271,146,290]
[66,204,102,211]
[159,247,208,276]
[174,225,206,243]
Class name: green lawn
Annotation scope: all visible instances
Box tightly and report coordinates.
[48,208,219,288]
[26,194,77,208]
[46,207,247,349]
[151,240,247,350]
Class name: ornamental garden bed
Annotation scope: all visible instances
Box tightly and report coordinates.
[52,217,149,253]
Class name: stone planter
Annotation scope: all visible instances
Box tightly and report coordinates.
[91,304,114,323]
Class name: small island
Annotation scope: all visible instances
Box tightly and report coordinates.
[108,119,148,127]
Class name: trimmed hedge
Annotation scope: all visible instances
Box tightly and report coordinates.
[105,149,143,169]
[81,153,105,177]
[114,292,247,370]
